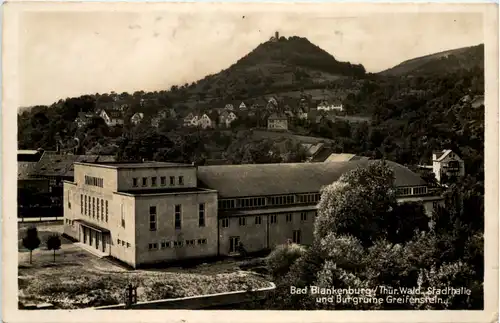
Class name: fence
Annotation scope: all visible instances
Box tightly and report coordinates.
[94,283,275,310]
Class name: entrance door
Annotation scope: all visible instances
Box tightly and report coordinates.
[102,235,107,252]
[229,236,240,253]
[96,232,100,250]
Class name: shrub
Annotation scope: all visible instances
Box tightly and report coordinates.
[266,243,306,279]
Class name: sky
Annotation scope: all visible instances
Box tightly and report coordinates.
[17,6,484,107]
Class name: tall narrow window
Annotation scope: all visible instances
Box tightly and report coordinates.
[92,197,95,218]
[270,214,277,224]
[105,200,109,222]
[160,176,166,186]
[151,177,157,187]
[84,195,87,215]
[121,204,125,228]
[293,230,302,244]
[178,176,184,185]
[149,206,157,231]
[80,194,83,214]
[255,216,262,225]
[169,176,175,185]
[198,203,205,227]
[97,199,101,220]
[286,213,292,222]
[142,177,148,187]
[133,178,138,187]
[222,218,229,228]
[174,205,182,229]
[239,217,246,226]
[101,198,104,219]
[300,212,307,221]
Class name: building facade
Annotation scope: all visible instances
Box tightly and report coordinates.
[267,114,288,131]
[432,149,465,184]
[63,160,444,268]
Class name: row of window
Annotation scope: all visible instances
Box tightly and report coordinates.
[396,186,428,196]
[133,176,184,188]
[218,193,321,210]
[81,194,109,223]
[221,212,311,228]
[148,238,208,250]
[65,219,75,225]
[85,175,104,188]
[148,203,205,231]
[117,239,131,248]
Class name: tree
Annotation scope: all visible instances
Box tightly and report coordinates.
[46,234,62,262]
[22,226,41,264]
[266,243,306,279]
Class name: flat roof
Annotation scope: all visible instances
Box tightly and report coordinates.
[75,161,194,169]
[116,187,213,196]
[220,205,318,217]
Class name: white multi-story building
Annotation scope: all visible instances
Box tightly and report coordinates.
[432,149,465,184]
[63,160,444,268]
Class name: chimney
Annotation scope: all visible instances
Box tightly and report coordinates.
[275,31,279,39]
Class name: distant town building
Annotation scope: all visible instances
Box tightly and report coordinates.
[75,112,95,128]
[432,149,465,184]
[317,100,343,112]
[197,114,213,129]
[239,102,247,111]
[100,109,124,127]
[219,111,237,128]
[130,112,144,125]
[63,159,444,268]
[267,114,288,131]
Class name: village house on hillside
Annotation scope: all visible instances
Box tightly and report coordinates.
[267,113,288,131]
[224,103,235,111]
[183,113,213,129]
[432,149,465,184]
[74,111,95,128]
[197,114,213,129]
[219,110,238,128]
[239,102,247,111]
[317,100,343,112]
[130,112,144,125]
[100,109,124,127]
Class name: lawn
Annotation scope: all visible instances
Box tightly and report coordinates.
[18,223,272,309]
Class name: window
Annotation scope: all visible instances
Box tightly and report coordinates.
[84,195,87,215]
[229,236,240,253]
[169,176,175,185]
[174,205,182,229]
[142,177,148,187]
[148,243,158,250]
[85,175,104,188]
[105,201,109,222]
[222,218,229,228]
[186,239,195,246]
[286,213,292,222]
[239,217,246,226]
[161,240,170,248]
[80,194,83,214]
[178,176,184,185]
[96,199,100,220]
[397,187,412,196]
[151,177,157,187]
[293,230,302,244]
[199,204,205,227]
[160,176,166,186]
[255,216,262,225]
[92,197,95,218]
[67,191,71,209]
[149,206,157,231]
[173,241,183,247]
[118,239,121,245]
[300,212,307,221]
[121,204,125,228]
[133,178,138,187]
[127,242,131,248]
[197,239,207,245]
[270,214,277,224]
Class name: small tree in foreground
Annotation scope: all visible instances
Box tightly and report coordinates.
[22,226,41,264]
[46,234,62,262]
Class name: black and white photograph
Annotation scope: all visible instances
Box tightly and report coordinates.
[2,1,498,322]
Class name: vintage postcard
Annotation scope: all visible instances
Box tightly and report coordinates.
[2,1,498,323]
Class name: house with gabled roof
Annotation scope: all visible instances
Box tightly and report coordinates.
[239,102,247,111]
[130,112,144,125]
[432,149,465,184]
[267,113,288,131]
[75,112,95,128]
[100,109,124,127]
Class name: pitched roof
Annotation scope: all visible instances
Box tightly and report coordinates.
[268,113,287,121]
[197,160,426,198]
[32,153,116,177]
